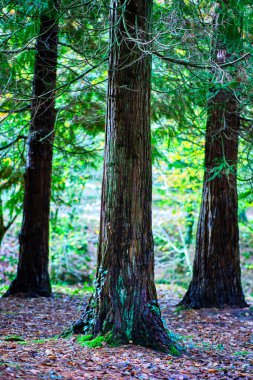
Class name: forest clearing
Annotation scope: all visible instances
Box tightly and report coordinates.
[1,0,253,378]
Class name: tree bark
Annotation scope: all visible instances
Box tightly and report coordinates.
[73,0,176,353]
[4,1,59,297]
[179,2,247,308]
[0,195,5,245]
[185,202,195,248]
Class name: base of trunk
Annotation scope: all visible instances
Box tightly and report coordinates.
[72,302,181,354]
[178,283,248,309]
[3,278,52,298]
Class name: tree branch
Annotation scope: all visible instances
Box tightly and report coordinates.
[153,51,251,70]
[0,135,27,151]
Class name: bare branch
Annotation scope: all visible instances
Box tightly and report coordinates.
[153,51,251,70]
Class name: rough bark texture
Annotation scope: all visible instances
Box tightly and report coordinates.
[74,0,176,353]
[180,2,247,309]
[4,1,58,297]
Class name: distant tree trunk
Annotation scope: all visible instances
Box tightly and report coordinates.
[238,209,248,224]
[0,196,5,245]
[0,193,20,247]
[73,0,176,353]
[185,202,195,248]
[179,2,247,308]
[4,1,59,297]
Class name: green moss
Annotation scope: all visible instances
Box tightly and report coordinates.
[148,301,161,317]
[234,350,250,356]
[3,335,25,342]
[0,361,21,369]
[76,332,121,349]
[168,345,181,356]
[125,305,134,340]
[167,330,185,355]
[107,340,120,348]
[174,305,187,314]
[76,334,93,344]
[19,337,58,345]
[30,338,50,344]
[60,326,74,339]
[79,335,105,348]
[215,343,225,351]
[116,276,134,340]
[1,335,60,345]
[106,332,122,347]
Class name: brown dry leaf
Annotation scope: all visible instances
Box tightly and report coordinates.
[237,373,253,378]
[207,369,219,373]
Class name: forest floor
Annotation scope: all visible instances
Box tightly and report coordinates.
[0,285,252,380]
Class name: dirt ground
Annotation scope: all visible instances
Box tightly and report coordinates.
[0,286,252,380]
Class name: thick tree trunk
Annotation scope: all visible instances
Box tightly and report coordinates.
[73,0,176,353]
[179,2,247,308]
[180,90,247,308]
[4,1,58,297]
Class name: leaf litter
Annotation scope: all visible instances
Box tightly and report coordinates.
[0,285,252,379]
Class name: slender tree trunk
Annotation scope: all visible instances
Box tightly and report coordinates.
[185,202,194,248]
[4,1,58,297]
[179,2,247,308]
[73,0,176,353]
[0,194,18,246]
[0,195,5,245]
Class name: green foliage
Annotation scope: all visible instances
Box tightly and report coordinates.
[0,0,253,300]
[52,283,94,296]
[207,159,236,181]
[0,285,8,295]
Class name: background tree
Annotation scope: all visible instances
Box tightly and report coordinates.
[0,0,108,286]
[4,0,59,297]
[179,0,248,308]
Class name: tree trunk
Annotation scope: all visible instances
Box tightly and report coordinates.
[179,2,247,308]
[73,0,176,353]
[0,195,5,245]
[185,202,194,248]
[4,1,59,297]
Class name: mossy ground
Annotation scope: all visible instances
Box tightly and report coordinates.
[0,335,58,345]
[2,335,25,342]
[76,332,123,349]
